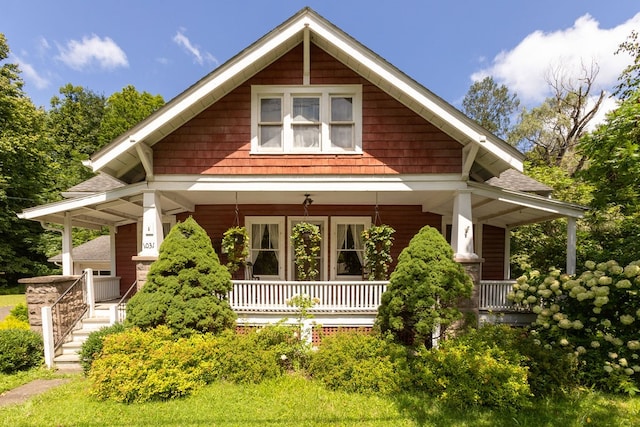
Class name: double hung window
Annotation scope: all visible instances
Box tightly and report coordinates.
[252,85,361,154]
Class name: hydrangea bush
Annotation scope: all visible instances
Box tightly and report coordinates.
[508,260,640,394]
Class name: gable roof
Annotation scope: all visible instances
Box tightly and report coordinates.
[61,172,126,198]
[85,7,523,181]
[48,235,110,263]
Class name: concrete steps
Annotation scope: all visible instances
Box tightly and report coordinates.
[53,304,117,372]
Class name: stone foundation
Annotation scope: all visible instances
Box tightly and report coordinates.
[132,255,157,291]
[18,275,79,334]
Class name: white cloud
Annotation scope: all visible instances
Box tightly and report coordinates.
[173,29,218,66]
[472,13,640,105]
[13,56,50,89]
[56,34,128,71]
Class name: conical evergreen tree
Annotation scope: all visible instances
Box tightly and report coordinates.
[126,216,236,336]
[375,225,473,347]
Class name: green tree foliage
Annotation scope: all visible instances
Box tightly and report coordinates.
[0,33,54,287]
[462,76,520,140]
[126,217,236,336]
[98,84,164,145]
[614,30,640,100]
[47,84,106,192]
[375,225,473,348]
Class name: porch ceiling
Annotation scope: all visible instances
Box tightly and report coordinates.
[21,179,585,230]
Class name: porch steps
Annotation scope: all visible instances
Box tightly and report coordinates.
[53,303,117,372]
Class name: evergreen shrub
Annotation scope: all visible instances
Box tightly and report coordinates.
[125,216,236,337]
[0,329,43,373]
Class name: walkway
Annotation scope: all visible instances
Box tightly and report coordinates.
[0,379,71,407]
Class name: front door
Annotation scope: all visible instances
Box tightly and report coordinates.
[288,217,327,281]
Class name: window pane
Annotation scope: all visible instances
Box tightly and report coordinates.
[293,97,319,122]
[293,125,320,148]
[331,97,353,121]
[336,224,364,276]
[330,124,353,149]
[260,125,282,148]
[253,251,279,275]
[260,98,281,122]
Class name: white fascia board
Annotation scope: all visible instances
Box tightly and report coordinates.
[150,174,467,193]
[468,182,587,218]
[18,183,147,220]
[89,19,308,173]
[308,19,523,172]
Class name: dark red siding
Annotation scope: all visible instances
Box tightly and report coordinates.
[482,224,506,280]
[153,43,462,176]
[115,223,138,295]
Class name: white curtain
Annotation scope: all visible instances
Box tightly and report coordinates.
[353,224,364,265]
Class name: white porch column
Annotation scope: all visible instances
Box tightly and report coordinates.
[567,217,577,275]
[139,190,164,256]
[61,212,73,276]
[41,306,55,368]
[109,226,117,276]
[451,189,478,259]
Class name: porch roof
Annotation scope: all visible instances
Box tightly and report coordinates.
[19,174,586,230]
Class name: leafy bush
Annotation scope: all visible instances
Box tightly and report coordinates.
[0,329,43,373]
[79,323,126,375]
[508,261,640,394]
[308,330,409,394]
[126,216,236,337]
[376,225,473,347]
[9,303,28,322]
[89,326,218,403]
[0,316,30,330]
[411,332,532,409]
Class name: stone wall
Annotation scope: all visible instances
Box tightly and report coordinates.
[18,275,80,334]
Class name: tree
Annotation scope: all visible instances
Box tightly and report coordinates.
[375,225,473,348]
[46,84,106,192]
[509,63,604,175]
[0,33,54,287]
[462,76,520,140]
[614,30,640,100]
[125,217,236,336]
[98,85,164,145]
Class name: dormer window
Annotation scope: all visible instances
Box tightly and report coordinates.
[252,85,362,154]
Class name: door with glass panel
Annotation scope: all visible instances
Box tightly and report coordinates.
[288,217,327,281]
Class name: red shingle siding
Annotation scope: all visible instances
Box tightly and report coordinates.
[482,224,506,280]
[115,223,137,295]
[153,43,461,176]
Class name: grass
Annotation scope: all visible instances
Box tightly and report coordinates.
[0,368,63,394]
[0,295,26,308]
[1,372,639,426]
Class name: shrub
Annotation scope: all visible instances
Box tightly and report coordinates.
[79,323,126,375]
[0,329,43,373]
[308,330,409,394]
[508,261,640,394]
[0,316,30,330]
[89,326,218,403]
[9,303,28,322]
[376,225,473,347]
[126,216,236,337]
[411,333,532,409]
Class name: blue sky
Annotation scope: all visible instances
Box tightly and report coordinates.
[2,0,639,119]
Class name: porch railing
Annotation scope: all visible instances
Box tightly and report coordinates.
[229,280,388,313]
[93,276,121,302]
[113,280,137,324]
[478,280,524,311]
[50,271,88,349]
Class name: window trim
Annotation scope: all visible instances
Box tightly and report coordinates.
[287,216,328,281]
[251,85,362,154]
[330,216,371,281]
[245,216,286,280]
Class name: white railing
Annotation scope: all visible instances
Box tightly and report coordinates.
[478,280,523,311]
[93,276,121,302]
[229,280,388,313]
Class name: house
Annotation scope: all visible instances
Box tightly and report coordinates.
[48,235,112,276]
[19,8,585,345]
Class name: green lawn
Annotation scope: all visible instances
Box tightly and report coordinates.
[1,373,639,426]
[0,294,26,308]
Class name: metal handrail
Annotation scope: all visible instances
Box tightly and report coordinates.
[115,280,137,323]
[51,271,88,349]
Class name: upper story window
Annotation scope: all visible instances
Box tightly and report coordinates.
[252,85,362,154]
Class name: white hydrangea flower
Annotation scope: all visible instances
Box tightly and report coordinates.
[620,315,635,325]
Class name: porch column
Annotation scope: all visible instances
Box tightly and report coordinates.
[451,189,478,260]
[61,212,73,276]
[109,226,117,276]
[139,190,164,257]
[567,217,577,275]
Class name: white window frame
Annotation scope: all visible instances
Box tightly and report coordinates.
[245,216,286,280]
[330,217,371,281]
[251,85,362,154]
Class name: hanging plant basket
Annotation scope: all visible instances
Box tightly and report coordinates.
[362,224,395,280]
[221,226,249,274]
[291,222,321,281]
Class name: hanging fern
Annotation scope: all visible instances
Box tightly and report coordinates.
[362,224,395,280]
[221,226,249,274]
[291,222,321,281]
